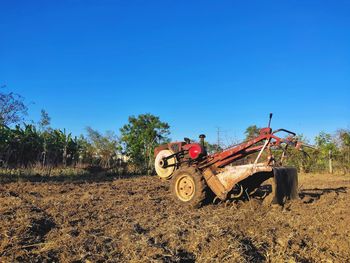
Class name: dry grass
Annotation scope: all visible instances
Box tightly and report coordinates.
[0,172,349,262]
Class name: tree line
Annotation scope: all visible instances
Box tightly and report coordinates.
[0,88,171,174]
[0,88,349,174]
[0,112,170,174]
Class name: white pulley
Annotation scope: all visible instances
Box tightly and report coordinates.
[154,149,176,179]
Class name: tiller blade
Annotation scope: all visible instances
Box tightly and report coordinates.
[272,167,298,205]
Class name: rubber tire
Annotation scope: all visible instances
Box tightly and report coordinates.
[170,167,208,208]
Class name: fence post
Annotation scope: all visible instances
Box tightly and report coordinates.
[329,150,333,174]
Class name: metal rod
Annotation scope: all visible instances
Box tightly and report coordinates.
[254,139,270,164]
[268,113,273,128]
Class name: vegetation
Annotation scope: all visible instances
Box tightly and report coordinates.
[0,86,28,126]
[243,124,350,174]
[0,89,349,175]
[244,125,260,140]
[120,114,170,174]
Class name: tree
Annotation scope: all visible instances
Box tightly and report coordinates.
[283,134,313,172]
[204,142,223,154]
[76,135,94,165]
[336,129,350,148]
[314,131,338,172]
[86,127,121,168]
[38,109,51,131]
[120,113,170,174]
[5,124,43,167]
[244,125,260,140]
[0,87,28,126]
[0,124,12,167]
[315,131,338,157]
[38,109,51,166]
[335,129,350,173]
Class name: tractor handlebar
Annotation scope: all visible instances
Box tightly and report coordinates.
[272,128,296,136]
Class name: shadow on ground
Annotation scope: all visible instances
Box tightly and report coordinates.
[299,187,347,203]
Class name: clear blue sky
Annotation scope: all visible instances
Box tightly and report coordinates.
[1,0,349,144]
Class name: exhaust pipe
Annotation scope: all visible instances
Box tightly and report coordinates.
[199,134,206,147]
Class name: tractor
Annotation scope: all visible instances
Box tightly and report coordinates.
[154,114,310,207]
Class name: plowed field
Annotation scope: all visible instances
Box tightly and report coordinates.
[1,173,349,262]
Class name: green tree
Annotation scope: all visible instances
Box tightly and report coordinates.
[283,134,314,172]
[76,135,94,165]
[204,142,223,154]
[335,129,350,173]
[38,109,51,131]
[244,125,260,140]
[314,131,338,172]
[0,124,12,167]
[39,109,51,166]
[8,124,43,167]
[86,127,121,168]
[120,113,170,174]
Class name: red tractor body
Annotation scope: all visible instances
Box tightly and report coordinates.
[154,114,310,207]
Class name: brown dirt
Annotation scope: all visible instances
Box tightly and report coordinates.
[0,173,349,262]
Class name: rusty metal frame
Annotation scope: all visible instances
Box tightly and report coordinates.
[154,115,307,201]
[197,129,300,199]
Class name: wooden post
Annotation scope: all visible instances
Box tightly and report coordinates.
[329,150,333,174]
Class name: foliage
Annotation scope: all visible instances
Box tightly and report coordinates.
[313,131,338,171]
[0,87,28,126]
[0,123,80,168]
[334,129,350,173]
[38,109,51,131]
[120,114,170,174]
[204,142,223,154]
[0,87,348,175]
[283,131,350,174]
[85,127,122,168]
[244,125,260,140]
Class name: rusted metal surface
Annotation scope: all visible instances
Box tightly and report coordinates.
[215,163,273,194]
[154,114,310,203]
[202,168,227,200]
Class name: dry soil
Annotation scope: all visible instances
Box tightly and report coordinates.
[0,173,349,262]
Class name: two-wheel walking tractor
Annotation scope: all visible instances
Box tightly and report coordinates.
[154,114,308,207]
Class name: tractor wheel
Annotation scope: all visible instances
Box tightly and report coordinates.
[170,167,209,208]
[154,149,176,180]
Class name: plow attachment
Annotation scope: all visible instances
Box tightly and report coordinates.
[272,167,298,205]
[203,165,299,205]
